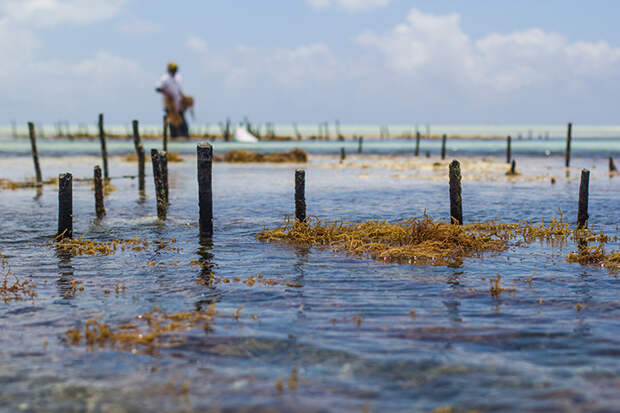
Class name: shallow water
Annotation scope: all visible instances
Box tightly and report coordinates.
[0,142,619,412]
[2,135,620,159]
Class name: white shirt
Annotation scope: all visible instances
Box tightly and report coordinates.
[155,72,183,111]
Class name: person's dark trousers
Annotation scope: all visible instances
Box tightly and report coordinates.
[166,110,189,138]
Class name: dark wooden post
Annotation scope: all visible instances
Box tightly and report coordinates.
[506,135,512,164]
[224,118,231,142]
[441,134,447,160]
[358,137,363,154]
[98,114,109,180]
[565,122,572,168]
[510,160,516,175]
[28,122,42,184]
[151,149,167,220]
[340,147,346,163]
[295,169,306,222]
[293,123,302,141]
[609,157,617,173]
[577,169,590,229]
[94,166,106,219]
[137,146,145,193]
[132,120,141,151]
[132,120,145,193]
[161,150,169,203]
[197,143,213,238]
[449,160,462,225]
[414,131,420,156]
[163,114,168,152]
[57,173,72,239]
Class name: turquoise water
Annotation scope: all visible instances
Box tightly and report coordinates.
[0,141,619,412]
[1,136,620,159]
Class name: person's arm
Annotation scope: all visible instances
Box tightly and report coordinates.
[155,75,169,95]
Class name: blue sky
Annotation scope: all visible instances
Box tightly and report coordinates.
[1,0,619,125]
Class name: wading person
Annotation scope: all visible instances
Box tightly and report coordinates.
[155,62,193,138]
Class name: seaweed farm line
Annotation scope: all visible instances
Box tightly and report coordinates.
[0,144,619,412]
[4,123,620,139]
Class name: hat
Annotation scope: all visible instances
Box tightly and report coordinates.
[167,62,178,71]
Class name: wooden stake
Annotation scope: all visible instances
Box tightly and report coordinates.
[98,114,109,180]
[510,160,516,175]
[295,169,306,222]
[151,149,167,221]
[577,169,590,229]
[133,120,145,193]
[609,157,617,173]
[506,135,512,164]
[358,136,363,154]
[27,122,42,184]
[94,165,106,219]
[197,143,213,238]
[293,123,302,141]
[163,114,168,152]
[57,173,72,239]
[565,122,572,168]
[414,131,420,156]
[449,160,462,225]
[132,120,142,152]
[161,150,169,203]
[441,134,447,160]
[137,146,145,193]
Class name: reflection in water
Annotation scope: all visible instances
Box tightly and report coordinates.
[293,247,309,318]
[196,237,215,277]
[194,237,219,311]
[443,300,462,324]
[294,247,310,281]
[55,245,74,297]
[138,189,146,204]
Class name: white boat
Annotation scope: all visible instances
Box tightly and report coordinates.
[234,128,258,143]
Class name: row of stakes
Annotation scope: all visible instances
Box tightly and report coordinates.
[28,115,607,190]
[55,154,591,242]
[25,116,592,240]
[28,115,598,184]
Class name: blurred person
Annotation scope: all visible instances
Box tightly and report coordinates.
[155,62,193,138]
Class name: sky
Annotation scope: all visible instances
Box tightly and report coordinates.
[1,0,620,126]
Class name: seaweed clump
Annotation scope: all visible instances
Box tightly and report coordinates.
[0,177,57,190]
[124,151,184,162]
[0,254,36,302]
[258,215,508,267]
[65,305,218,354]
[259,212,607,267]
[218,148,308,163]
[566,243,620,273]
[53,234,179,257]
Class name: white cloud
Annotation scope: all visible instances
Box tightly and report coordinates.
[186,35,208,53]
[0,0,126,27]
[0,20,39,73]
[358,8,620,93]
[117,18,160,35]
[306,0,391,12]
[0,0,156,122]
[189,42,344,89]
